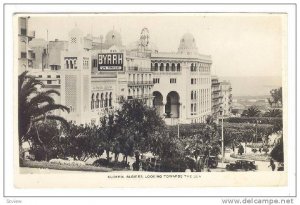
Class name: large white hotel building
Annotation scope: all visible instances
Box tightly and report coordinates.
[18,21,224,126]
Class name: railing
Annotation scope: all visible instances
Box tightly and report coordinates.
[127,66,151,71]
[151,71,182,75]
[128,81,154,85]
[127,94,153,99]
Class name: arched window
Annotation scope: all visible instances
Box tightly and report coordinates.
[151,63,155,71]
[177,63,181,72]
[109,92,112,107]
[191,91,194,100]
[160,63,164,72]
[154,63,158,71]
[190,63,194,72]
[96,93,99,108]
[105,93,108,107]
[171,63,175,72]
[100,93,104,108]
[166,63,170,71]
[91,93,95,109]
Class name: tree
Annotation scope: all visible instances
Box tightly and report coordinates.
[18,71,70,146]
[270,136,284,162]
[28,120,62,161]
[115,99,166,168]
[99,113,117,163]
[263,109,282,118]
[60,123,104,162]
[268,87,282,108]
[241,106,261,117]
[18,71,70,163]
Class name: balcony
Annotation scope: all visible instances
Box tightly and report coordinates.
[128,81,154,86]
[152,71,182,75]
[127,94,153,100]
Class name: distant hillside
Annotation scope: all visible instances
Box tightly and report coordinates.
[220,76,282,97]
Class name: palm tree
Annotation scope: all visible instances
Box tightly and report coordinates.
[241,106,261,117]
[263,109,282,117]
[18,71,70,147]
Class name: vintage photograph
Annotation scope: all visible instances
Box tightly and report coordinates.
[16,13,285,186]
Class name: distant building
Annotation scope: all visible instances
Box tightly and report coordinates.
[220,81,232,116]
[18,17,35,73]
[211,76,222,121]
[28,38,48,70]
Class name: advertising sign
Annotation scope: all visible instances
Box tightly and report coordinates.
[98,53,123,71]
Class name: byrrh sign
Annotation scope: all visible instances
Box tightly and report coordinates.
[98,53,123,71]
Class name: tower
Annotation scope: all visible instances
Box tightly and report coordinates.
[60,25,92,125]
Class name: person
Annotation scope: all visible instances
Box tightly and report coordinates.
[268,159,276,171]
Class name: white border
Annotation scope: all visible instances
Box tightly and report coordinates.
[1,1,297,200]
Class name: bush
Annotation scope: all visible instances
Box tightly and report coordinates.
[252,148,257,153]
[92,159,129,170]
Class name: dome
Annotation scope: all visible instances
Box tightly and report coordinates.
[104,30,122,47]
[177,33,198,55]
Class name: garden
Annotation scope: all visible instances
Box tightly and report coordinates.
[18,71,284,172]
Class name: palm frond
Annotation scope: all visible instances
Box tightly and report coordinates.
[33,104,70,117]
[29,94,55,106]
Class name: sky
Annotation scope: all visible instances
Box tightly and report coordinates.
[28,13,285,78]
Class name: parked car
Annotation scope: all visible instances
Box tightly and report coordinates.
[226,160,257,171]
[277,162,284,171]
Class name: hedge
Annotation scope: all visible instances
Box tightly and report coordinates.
[21,160,113,172]
[224,117,282,125]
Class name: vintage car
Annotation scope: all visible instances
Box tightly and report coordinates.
[226,160,257,171]
[277,162,284,171]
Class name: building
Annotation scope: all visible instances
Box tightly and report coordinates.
[89,29,154,124]
[150,33,212,125]
[18,17,35,73]
[220,81,233,116]
[23,23,213,126]
[28,38,48,70]
[48,39,69,70]
[211,75,222,121]
[58,26,92,124]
